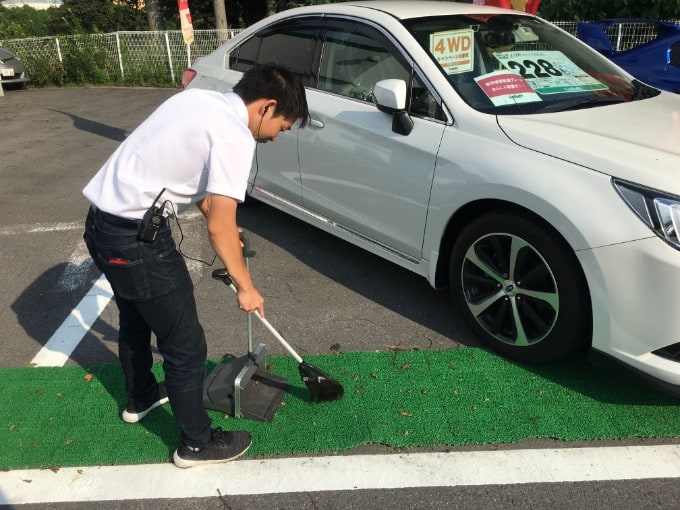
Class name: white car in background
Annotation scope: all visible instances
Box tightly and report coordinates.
[183,1,680,395]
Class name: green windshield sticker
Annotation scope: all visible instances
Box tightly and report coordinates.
[493,50,608,94]
[430,28,475,75]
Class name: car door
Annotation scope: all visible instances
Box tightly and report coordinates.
[299,22,447,259]
[229,19,320,204]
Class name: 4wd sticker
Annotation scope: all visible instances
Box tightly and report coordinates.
[493,50,608,94]
[430,28,475,74]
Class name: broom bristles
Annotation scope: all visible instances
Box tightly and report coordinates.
[299,362,344,402]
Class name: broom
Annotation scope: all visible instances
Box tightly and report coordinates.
[212,267,344,402]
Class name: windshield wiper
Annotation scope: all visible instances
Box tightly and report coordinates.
[537,96,626,113]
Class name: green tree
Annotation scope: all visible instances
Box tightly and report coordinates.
[537,0,680,21]
[156,0,233,29]
[149,0,335,31]
[146,0,163,31]
[48,0,147,34]
[0,5,53,38]
[214,0,228,30]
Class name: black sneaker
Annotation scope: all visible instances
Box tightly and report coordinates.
[122,382,170,423]
[173,428,252,468]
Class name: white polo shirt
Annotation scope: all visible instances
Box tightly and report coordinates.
[83,89,256,219]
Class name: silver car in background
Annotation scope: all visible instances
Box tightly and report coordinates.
[0,47,30,86]
[183,1,680,395]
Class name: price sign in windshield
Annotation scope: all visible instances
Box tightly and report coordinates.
[494,50,607,94]
[430,29,475,74]
[475,71,542,106]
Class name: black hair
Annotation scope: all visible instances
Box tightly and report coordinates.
[233,63,309,128]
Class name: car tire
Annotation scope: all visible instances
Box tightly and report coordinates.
[449,210,590,363]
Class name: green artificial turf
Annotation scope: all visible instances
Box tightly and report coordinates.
[1,348,679,470]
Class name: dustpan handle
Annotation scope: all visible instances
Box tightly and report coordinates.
[232,282,304,364]
[211,268,304,364]
[251,309,304,364]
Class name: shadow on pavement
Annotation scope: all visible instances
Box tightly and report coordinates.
[47,108,129,142]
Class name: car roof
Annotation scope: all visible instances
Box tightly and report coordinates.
[283,1,521,20]
[592,18,680,29]
[581,18,680,43]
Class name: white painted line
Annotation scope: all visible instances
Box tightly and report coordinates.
[1,445,679,504]
[57,242,94,292]
[30,274,113,367]
[0,211,203,237]
[0,221,83,236]
[26,210,205,367]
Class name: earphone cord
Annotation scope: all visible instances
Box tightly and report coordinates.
[165,200,217,267]
[163,110,266,267]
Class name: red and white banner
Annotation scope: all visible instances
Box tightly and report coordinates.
[473,0,541,15]
[178,0,194,44]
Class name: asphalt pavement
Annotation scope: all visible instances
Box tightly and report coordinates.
[0,86,678,509]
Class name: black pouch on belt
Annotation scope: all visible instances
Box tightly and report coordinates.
[137,206,164,243]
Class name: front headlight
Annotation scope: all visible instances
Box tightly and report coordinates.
[613,178,680,250]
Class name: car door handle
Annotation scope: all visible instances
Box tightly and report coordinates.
[309,118,324,128]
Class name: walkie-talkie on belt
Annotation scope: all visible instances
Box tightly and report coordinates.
[138,188,166,243]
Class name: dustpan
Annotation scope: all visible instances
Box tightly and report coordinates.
[203,234,289,422]
[203,347,289,422]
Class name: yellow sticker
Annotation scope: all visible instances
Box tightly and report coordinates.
[430,28,475,75]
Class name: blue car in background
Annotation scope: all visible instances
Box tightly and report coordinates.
[577,18,680,93]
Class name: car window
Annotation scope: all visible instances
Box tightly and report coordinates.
[411,72,443,119]
[318,29,409,101]
[403,14,647,115]
[230,36,259,72]
[230,24,317,86]
[317,27,442,120]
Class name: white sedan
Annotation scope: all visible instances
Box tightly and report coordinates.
[183,1,680,395]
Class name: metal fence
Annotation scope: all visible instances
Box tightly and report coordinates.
[553,20,673,50]
[0,29,243,86]
[598,21,670,51]
[0,21,676,86]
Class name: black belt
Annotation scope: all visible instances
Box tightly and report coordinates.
[91,206,167,229]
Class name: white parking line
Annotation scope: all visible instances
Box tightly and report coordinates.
[0,221,83,236]
[1,445,679,505]
[23,211,206,368]
[57,243,94,292]
[30,274,113,367]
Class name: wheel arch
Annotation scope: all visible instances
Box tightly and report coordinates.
[433,198,593,350]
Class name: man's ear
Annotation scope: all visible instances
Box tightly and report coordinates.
[262,100,277,116]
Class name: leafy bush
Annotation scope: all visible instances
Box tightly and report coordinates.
[60,38,117,84]
[0,5,52,38]
[21,54,67,87]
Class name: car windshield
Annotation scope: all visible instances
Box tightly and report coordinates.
[403,13,658,115]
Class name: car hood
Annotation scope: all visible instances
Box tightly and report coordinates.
[497,93,680,193]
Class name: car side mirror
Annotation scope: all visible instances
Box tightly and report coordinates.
[670,43,680,67]
[373,79,414,136]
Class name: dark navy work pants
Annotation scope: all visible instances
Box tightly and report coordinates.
[84,206,211,448]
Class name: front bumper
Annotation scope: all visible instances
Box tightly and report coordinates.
[1,68,30,85]
[578,236,680,394]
